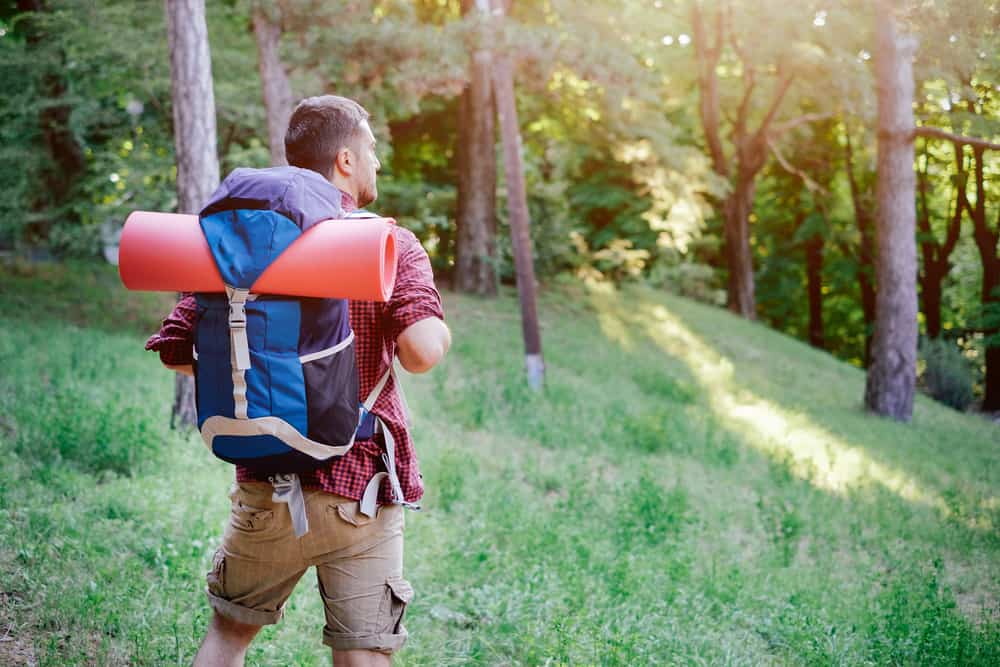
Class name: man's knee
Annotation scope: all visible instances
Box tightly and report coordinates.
[332,648,392,667]
[210,610,262,642]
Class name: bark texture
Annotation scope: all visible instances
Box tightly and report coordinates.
[805,232,825,350]
[165,0,220,427]
[490,0,544,389]
[455,0,498,296]
[252,4,293,166]
[864,1,918,421]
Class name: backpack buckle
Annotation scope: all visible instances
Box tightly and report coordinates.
[228,301,247,328]
[225,287,252,371]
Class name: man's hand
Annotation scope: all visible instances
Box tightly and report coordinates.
[396,317,451,374]
[165,363,194,376]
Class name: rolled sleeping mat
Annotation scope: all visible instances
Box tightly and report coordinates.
[118,211,398,302]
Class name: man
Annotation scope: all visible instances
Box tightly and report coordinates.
[146,95,451,667]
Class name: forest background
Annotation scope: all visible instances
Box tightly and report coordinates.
[1,0,999,408]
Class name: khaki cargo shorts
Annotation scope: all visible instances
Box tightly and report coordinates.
[206,482,412,654]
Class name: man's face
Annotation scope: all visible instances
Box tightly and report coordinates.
[352,120,380,208]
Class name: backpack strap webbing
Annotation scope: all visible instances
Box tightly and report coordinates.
[225,286,256,419]
[359,367,420,518]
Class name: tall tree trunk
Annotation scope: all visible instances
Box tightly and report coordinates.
[805,232,825,349]
[723,176,757,318]
[844,130,877,365]
[252,3,293,166]
[965,147,1000,410]
[864,1,918,421]
[490,0,544,389]
[454,0,498,296]
[165,0,220,428]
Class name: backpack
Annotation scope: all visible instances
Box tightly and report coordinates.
[191,167,391,479]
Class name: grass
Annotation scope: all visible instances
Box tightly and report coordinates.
[0,259,997,665]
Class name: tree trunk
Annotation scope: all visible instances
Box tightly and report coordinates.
[723,176,757,318]
[864,1,918,421]
[490,0,544,390]
[252,4,293,166]
[844,130,877,366]
[454,0,498,296]
[805,232,825,349]
[920,268,944,340]
[966,147,1000,410]
[165,0,220,427]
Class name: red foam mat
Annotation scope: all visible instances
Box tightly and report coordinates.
[118,211,397,302]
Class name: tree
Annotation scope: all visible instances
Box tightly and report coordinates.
[490,0,544,389]
[864,0,918,421]
[908,0,1000,410]
[13,0,86,242]
[690,1,834,319]
[165,0,220,427]
[251,1,293,166]
[962,145,1000,410]
[916,139,966,341]
[454,0,498,296]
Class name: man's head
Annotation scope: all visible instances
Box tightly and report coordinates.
[284,95,380,207]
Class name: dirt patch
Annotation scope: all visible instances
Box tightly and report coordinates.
[0,593,37,667]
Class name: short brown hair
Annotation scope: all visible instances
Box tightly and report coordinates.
[284,95,370,179]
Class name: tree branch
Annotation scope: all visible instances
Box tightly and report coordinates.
[767,137,827,195]
[768,112,834,138]
[941,142,967,260]
[752,71,794,142]
[734,69,756,136]
[913,125,1000,151]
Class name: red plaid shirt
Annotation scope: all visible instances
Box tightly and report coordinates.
[145,192,443,504]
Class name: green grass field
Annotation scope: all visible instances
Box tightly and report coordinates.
[1,259,997,666]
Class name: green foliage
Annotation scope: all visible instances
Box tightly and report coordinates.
[866,558,1000,666]
[919,337,976,411]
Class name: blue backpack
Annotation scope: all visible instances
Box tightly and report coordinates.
[191,167,390,478]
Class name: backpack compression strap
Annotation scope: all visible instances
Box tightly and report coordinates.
[359,367,419,518]
[226,286,254,419]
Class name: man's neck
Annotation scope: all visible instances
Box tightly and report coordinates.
[331,173,357,203]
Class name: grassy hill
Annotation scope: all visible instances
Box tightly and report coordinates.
[0,259,997,666]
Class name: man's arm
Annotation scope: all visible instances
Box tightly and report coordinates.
[396,317,451,374]
[146,294,197,373]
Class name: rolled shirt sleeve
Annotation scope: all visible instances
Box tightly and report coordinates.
[381,228,445,342]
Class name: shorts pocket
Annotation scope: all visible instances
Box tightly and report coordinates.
[206,548,226,597]
[378,576,413,636]
[230,500,275,532]
[329,501,374,528]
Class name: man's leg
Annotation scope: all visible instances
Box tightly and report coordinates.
[331,648,391,667]
[193,611,262,667]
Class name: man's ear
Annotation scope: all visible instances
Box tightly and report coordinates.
[334,146,353,177]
